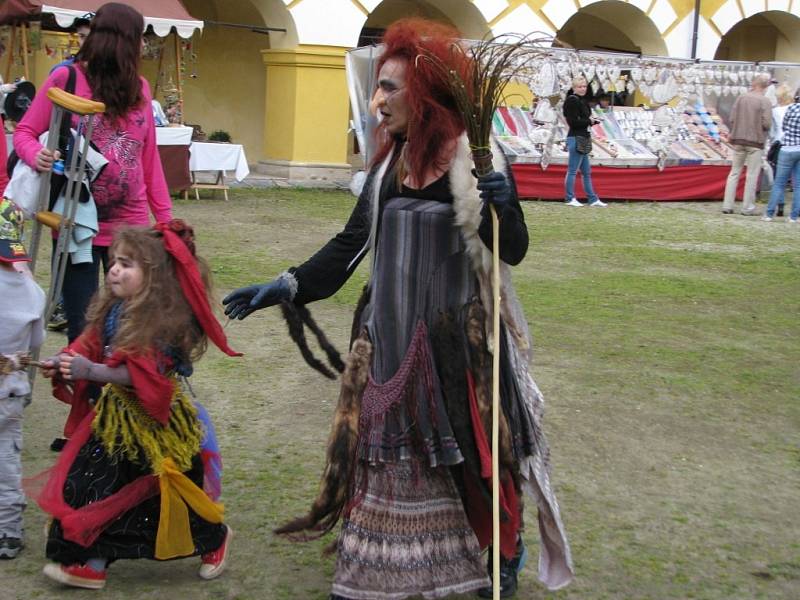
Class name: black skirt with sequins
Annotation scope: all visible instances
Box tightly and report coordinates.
[45,434,225,564]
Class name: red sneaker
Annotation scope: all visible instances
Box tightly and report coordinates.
[43,562,106,589]
[199,525,232,580]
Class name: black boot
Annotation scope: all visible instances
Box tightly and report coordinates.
[777,204,785,217]
[477,538,528,598]
[50,437,67,452]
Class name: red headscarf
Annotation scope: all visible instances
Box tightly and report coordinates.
[154,220,241,357]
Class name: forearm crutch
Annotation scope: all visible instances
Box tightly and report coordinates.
[27,88,105,323]
[26,89,104,386]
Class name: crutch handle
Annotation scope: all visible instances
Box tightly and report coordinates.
[47,88,106,116]
[35,210,62,230]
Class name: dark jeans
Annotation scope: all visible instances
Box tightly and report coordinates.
[52,241,109,342]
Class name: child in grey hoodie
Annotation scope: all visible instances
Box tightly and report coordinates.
[0,197,45,558]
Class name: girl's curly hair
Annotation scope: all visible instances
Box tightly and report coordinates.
[86,223,211,363]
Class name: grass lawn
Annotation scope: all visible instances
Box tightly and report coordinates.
[9,190,799,599]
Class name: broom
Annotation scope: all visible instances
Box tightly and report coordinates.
[417,32,548,600]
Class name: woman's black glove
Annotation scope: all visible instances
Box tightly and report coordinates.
[222,276,294,320]
[476,171,511,214]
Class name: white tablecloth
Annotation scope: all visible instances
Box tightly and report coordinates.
[189,142,249,182]
[156,126,193,146]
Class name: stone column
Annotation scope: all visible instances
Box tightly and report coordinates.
[260,45,352,185]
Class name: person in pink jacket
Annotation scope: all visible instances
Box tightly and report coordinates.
[13,2,172,345]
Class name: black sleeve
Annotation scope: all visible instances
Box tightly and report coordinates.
[563,95,591,130]
[291,174,374,305]
[477,166,529,266]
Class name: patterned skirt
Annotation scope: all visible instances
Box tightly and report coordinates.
[332,460,488,600]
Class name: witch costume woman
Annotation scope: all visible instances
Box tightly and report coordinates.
[224,19,573,600]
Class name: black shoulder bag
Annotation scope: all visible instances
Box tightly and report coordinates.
[575,135,592,154]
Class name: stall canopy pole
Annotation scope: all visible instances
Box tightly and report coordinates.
[204,20,286,35]
[154,44,165,98]
[21,22,29,80]
[174,32,183,125]
[691,0,701,59]
[5,25,16,83]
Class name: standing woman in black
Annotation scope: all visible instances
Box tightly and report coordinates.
[563,76,606,207]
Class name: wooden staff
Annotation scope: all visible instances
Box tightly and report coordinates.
[490,204,501,600]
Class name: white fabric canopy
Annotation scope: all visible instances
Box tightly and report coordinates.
[42,4,203,38]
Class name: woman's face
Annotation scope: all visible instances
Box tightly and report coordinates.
[107,245,144,299]
[376,58,409,136]
[573,81,588,96]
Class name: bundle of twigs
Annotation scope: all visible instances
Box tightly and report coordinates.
[416,32,551,175]
[0,352,44,375]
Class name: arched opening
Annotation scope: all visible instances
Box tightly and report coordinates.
[358,0,490,47]
[172,0,295,161]
[714,11,800,62]
[556,0,667,55]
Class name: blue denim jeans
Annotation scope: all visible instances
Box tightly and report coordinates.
[565,136,599,203]
[766,147,800,219]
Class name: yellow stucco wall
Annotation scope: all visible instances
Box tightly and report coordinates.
[138,27,267,161]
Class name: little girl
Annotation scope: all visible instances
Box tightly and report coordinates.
[36,220,239,590]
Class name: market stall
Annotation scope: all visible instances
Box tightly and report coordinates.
[0,0,204,193]
[496,49,800,200]
[348,44,799,202]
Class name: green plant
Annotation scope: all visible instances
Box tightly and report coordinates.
[208,130,231,142]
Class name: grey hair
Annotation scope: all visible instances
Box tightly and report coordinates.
[752,73,771,89]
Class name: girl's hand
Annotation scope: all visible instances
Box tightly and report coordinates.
[35,148,60,172]
[59,353,93,381]
[41,354,65,379]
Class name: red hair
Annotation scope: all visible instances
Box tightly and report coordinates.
[372,19,470,184]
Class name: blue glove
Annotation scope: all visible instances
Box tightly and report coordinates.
[476,171,511,212]
[222,277,293,320]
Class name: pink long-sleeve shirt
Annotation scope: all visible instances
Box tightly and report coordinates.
[14,65,172,246]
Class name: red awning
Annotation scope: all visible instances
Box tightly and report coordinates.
[0,0,202,37]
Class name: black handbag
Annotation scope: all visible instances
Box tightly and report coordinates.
[767,140,782,166]
[575,135,592,154]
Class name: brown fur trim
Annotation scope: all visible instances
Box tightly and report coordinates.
[349,285,371,348]
[430,310,489,505]
[274,334,372,540]
[465,299,515,478]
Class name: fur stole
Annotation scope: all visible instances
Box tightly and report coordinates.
[274,334,372,540]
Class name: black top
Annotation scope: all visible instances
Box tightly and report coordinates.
[291,150,529,305]
[563,93,592,138]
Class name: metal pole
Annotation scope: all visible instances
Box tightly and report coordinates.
[690,0,701,59]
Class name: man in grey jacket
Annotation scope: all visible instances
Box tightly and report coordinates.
[722,73,773,215]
